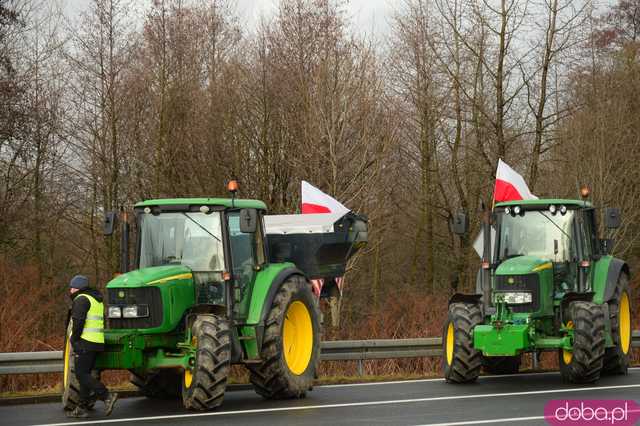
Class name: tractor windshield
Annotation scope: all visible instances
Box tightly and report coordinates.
[497,210,575,263]
[138,212,225,272]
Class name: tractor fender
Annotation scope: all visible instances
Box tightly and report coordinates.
[602,258,630,303]
[448,293,483,306]
[258,267,307,324]
[254,267,306,352]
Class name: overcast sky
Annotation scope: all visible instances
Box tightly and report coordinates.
[63,0,394,37]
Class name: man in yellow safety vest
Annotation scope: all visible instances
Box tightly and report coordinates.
[67,275,118,418]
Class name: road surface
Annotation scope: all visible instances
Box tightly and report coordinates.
[1,369,638,426]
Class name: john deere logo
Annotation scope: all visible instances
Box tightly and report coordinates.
[508,277,515,284]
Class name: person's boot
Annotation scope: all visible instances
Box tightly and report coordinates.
[103,392,118,416]
[66,406,89,418]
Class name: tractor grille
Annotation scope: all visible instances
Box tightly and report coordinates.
[107,287,163,329]
[494,273,540,313]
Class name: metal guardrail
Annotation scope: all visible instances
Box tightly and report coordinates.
[1,332,639,376]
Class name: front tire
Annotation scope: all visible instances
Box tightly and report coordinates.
[559,301,605,383]
[603,274,631,375]
[442,303,483,383]
[249,275,321,399]
[181,315,231,411]
[62,322,81,411]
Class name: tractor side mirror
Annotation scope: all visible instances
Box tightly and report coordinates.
[104,211,117,236]
[239,209,258,233]
[604,208,621,229]
[451,211,468,236]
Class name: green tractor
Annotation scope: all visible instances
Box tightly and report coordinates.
[63,188,367,411]
[443,198,631,383]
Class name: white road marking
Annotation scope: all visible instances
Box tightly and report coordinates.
[414,415,545,426]
[33,383,640,426]
[321,367,640,388]
[414,409,640,426]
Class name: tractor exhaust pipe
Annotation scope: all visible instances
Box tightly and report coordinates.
[481,206,492,309]
[119,209,130,274]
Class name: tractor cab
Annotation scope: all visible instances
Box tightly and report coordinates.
[492,200,595,311]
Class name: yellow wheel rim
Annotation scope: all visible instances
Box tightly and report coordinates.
[563,321,574,364]
[283,301,313,375]
[184,336,197,388]
[620,291,631,355]
[446,322,454,365]
[63,336,71,387]
[184,369,193,388]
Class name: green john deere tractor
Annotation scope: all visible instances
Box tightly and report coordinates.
[443,198,631,384]
[63,189,367,411]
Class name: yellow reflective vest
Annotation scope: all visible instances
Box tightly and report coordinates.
[72,294,105,344]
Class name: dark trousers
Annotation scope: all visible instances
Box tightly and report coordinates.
[74,350,108,406]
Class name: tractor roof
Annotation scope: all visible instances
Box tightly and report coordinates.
[135,198,267,210]
[496,199,592,208]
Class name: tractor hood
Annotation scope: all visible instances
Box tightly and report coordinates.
[495,256,552,276]
[106,264,193,288]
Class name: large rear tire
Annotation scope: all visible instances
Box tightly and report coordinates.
[442,303,483,383]
[483,355,521,375]
[249,275,321,399]
[130,369,181,399]
[603,274,631,375]
[559,301,605,384]
[181,315,231,411]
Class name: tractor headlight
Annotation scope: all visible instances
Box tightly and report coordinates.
[549,205,557,215]
[497,292,532,305]
[108,306,122,318]
[513,206,522,215]
[122,305,150,318]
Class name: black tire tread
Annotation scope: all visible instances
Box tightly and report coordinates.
[62,323,81,411]
[559,301,605,384]
[248,275,321,399]
[443,303,483,383]
[603,274,631,375]
[182,315,231,411]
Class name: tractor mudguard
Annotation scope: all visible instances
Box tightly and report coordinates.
[603,259,629,302]
[449,293,483,306]
[258,267,306,324]
[253,267,306,350]
[560,292,595,323]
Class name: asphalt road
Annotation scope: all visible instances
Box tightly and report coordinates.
[2,369,639,426]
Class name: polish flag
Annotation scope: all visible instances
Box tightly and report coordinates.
[493,159,538,203]
[301,181,350,215]
[474,160,537,257]
[300,181,349,299]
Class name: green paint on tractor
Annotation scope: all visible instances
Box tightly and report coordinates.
[444,198,632,384]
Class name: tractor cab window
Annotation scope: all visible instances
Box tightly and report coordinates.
[579,209,598,257]
[227,211,264,290]
[138,211,225,272]
[497,209,576,263]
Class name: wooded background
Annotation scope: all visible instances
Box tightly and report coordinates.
[1,0,639,382]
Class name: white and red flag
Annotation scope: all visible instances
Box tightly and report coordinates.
[301,180,350,215]
[493,159,538,203]
[474,159,537,257]
[300,181,349,297]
